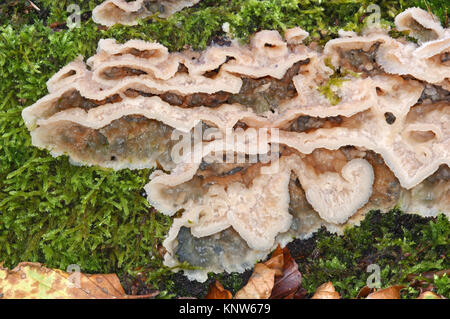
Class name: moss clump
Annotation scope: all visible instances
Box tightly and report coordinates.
[0,0,448,297]
[317,78,348,106]
[290,210,450,299]
[317,58,362,105]
[1,1,447,49]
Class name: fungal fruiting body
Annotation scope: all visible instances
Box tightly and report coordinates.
[92,0,202,26]
[23,8,449,282]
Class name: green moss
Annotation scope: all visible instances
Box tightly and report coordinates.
[298,210,449,298]
[1,1,447,50]
[0,0,448,297]
[317,58,362,105]
[0,18,171,289]
[317,77,349,106]
[434,274,450,296]
[156,209,449,299]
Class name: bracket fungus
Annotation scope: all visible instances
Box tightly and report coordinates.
[395,7,446,44]
[92,0,202,26]
[23,8,449,281]
[291,156,375,225]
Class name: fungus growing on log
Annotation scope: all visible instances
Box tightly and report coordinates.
[395,7,446,43]
[92,0,202,26]
[23,8,449,281]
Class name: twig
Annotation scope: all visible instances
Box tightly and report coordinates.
[407,269,450,282]
[445,8,448,28]
[123,291,160,299]
[27,0,40,12]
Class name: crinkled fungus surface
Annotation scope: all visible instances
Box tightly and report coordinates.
[92,0,202,26]
[23,7,449,281]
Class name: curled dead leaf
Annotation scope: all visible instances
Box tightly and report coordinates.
[417,291,444,299]
[205,280,232,299]
[311,282,340,299]
[264,245,284,276]
[235,263,276,299]
[269,246,302,299]
[0,262,158,299]
[366,285,404,299]
[356,285,375,299]
[233,245,303,299]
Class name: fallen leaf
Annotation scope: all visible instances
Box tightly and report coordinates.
[417,291,444,299]
[311,282,340,299]
[235,263,276,299]
[293,287,309,299]
[269,247,302,299]
[0,262,158,299]
[232,245,303,299]
[356,285,375,299]
[264,245,284,276]
[205,280,232,299]
[366,285,404,299]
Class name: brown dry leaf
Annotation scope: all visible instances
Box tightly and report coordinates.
[264,245,284,276]
[311,282,340,299]
[234,263,276,299]
[293,287,308,299]
[417,291,444,299]
[356,285,374,299]
[0,262,158,299]
[234,245,303,299]
[269,247,302,299]
[205,280,232,299]
[366,285,404,299]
